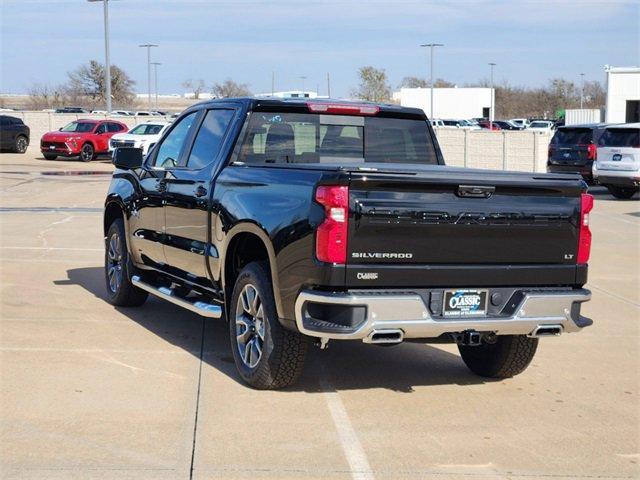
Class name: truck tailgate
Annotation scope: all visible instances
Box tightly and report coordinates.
[345,165,585,287]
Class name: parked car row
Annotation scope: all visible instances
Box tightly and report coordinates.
[431,117,557,132]
[547,122,639,199]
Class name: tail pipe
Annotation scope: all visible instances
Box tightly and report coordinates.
[364,329,404,344]
[529,324,563,337]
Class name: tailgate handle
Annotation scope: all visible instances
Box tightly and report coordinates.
[457,185,495,198]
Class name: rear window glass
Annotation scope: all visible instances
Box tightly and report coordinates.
[551,128,592,145]
[599,128,640,147]
[237,112,438,165]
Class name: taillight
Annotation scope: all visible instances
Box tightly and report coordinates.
[315,185,349,264]
[587,143,597,160]
[577,193,594,264]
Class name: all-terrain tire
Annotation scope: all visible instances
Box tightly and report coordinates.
[458,335,538,378]
[105,218,148,307]
[229,261,308,389]
[606,185,638,200]
[43,154,57,160]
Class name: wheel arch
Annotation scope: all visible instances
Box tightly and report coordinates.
[222,223,284,319]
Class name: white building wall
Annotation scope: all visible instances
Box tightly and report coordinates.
[605,66,640,123]
[394,87,494,120]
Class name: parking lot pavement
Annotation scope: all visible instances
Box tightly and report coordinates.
[1,151,638,480]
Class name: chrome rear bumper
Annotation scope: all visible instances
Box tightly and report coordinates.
[294,289,591,341]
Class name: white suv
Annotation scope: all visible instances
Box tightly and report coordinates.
[109,121,171,156]
[593,123,640,199]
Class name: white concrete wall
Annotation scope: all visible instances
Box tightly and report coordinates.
[394,87,494,120]
[605,67,640,123]
[434,129,551,172]
[12,111,550,172]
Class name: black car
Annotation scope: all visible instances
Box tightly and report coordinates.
[104,97,592,389]
[55,107,88,114]
[547,124,608,182]
[493,120,523,130]
[0,115,30,153]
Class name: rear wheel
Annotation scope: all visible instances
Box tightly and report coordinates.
[606,185,638,199]
[43,153,57,160]
[105,218,148,307]
[80,143,96,162]
[14,135,28,153]
[229,261,308,389]
[458,335,538,378]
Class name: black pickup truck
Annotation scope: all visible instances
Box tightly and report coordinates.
[104,98,593,389]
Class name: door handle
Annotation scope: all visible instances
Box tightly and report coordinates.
[194,186,208,197]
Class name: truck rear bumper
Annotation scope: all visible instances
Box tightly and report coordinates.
[294,288,591,341]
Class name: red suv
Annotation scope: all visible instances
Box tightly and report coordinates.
[40,119,128,162]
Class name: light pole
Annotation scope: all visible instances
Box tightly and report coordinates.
[300,76,307,93]
[580,73,585,109]
[139,44,158,111]
[88,0,111,113]
[151,62,161,110]
[489,62,496,129]
[420,44,444,120]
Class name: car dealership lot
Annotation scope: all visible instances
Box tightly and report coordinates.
[0,152,638,480]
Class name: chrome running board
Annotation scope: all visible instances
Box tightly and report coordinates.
[131,275,222,318]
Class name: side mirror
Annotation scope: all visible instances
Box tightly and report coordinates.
[58,127,62,131]
[113,147,143,169]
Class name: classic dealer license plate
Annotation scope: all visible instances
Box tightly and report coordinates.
[443,289,488,317]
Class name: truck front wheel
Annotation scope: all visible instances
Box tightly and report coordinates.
[458,335,538,378]
[229,261,308,389]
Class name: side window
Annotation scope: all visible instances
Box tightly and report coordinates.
[186,109,234,170]
[95,124,107,134]
[107,123,121,132]
[152,112,198,168]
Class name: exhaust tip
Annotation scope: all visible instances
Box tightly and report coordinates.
[365,329,404,344]
[530,325,563,337]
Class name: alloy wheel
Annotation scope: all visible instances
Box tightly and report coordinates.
[16,137,28,153]
[81,144,94,162]
[106,233,123,293]
[235,284,265,368]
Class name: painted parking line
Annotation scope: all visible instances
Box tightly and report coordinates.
[320,373,374,480]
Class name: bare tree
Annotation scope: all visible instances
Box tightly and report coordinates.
[212,79,251,98]
[27,83,68,110]
[182,79,206,99]
[352,66,391,102]
[399,76,428,88]
[66,60,136,108]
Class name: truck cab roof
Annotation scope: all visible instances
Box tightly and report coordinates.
[189,97,428,119]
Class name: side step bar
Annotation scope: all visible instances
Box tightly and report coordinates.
[131,275,222,318]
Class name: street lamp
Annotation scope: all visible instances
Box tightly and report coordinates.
[151,62,161,110]
[87,0,111,113]
[489,62,497,129]
[300,76,307,93]
[580,73,585,109]
[420,43,444,120]
[139,44,158,111]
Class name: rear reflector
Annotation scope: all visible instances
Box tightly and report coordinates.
[577,193,594,264]
[315,185,349,264]
[307,103,380,116]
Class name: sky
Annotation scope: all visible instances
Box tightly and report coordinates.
[1,0,639,98]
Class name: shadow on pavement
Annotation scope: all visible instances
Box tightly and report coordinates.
[59,266,489,393]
